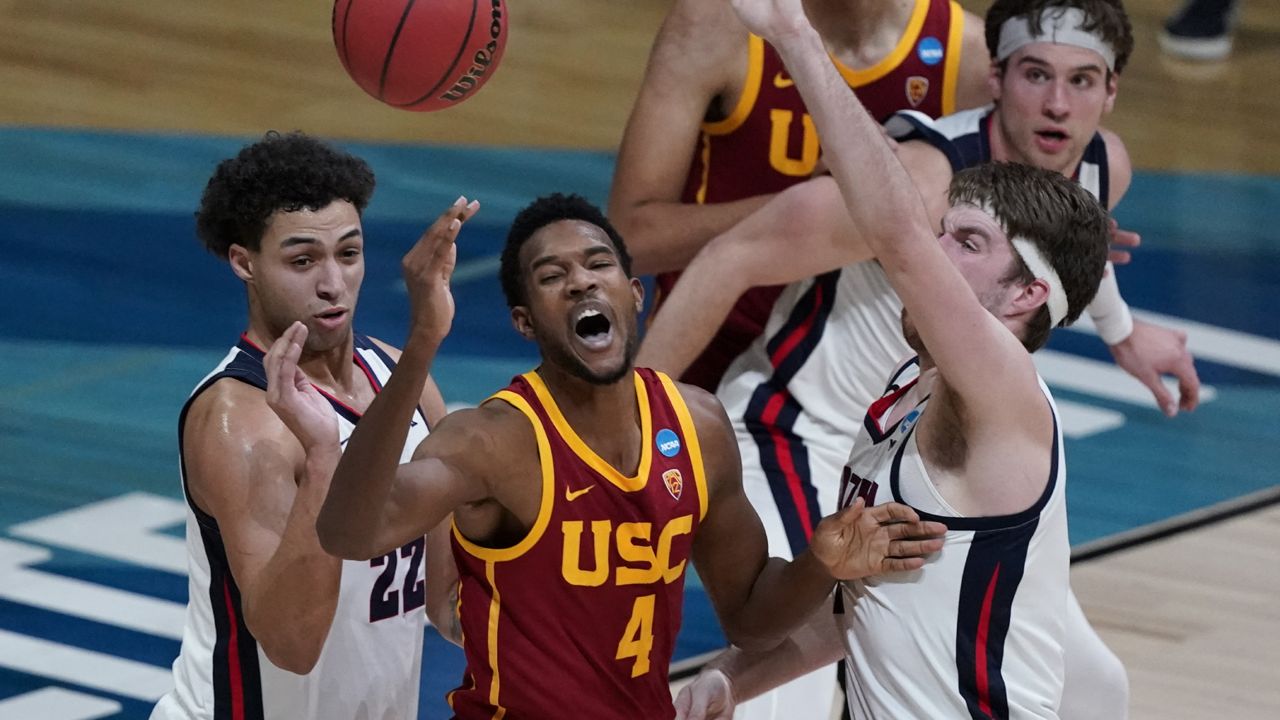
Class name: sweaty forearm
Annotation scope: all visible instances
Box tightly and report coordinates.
[318,336,439,559]
[245,451,343,674]
[636,241,747,377]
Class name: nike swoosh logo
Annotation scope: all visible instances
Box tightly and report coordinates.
[565,485,594,502]
[773,72,794,89]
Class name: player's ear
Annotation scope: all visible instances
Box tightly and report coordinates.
[630,277,644,313]
[1102,72,1119,114]
[228,244,254,282]
[987,60,1004,103]
[510,306,536,340]
[1013,277,1052,318]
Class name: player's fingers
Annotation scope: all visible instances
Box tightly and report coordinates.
[1111,226,1141,248]
[1175,354,1201,412]
[888,537,945,558]
[867,501,920,526]
[673,686,692,719]
[886,520,947,541]
[1143,371,1177,417]
[1107,249,1132,265]
[882,556,927,573]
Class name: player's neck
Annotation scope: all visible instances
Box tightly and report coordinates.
[537,364,642,466]
[246,325,359,392]
[808,0,916,67]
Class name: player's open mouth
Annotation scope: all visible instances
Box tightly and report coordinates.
[314,308,348,329]
[573,307,613,351]
[1034,129,1069,151]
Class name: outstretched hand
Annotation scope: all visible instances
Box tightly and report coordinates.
[673,668,735,720]
[1108,317,1200,417]
[811,499,947,580]
[264,321,339,453]
[403,196,479,343]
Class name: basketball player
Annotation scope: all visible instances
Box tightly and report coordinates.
[609,0,993,391]
[151,132,467,720]
[644,3,1183,716]
[264,192,947,719]
[671,0,1113,716]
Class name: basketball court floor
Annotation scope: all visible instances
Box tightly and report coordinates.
[0,1,1276,718]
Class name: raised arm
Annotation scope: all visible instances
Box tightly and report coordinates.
[734,0,1044,416]
[609,0,774,274]
[183,381,341,674]
[637,175,872,376]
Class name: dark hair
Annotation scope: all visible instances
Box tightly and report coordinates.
[949,163,1109,352]
[500,193,633,308]
[195,131,375,259]
[985,0,1134,75]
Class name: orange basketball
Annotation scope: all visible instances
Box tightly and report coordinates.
[332,0,507,112]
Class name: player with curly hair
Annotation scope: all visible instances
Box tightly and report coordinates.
[152,131,476,720]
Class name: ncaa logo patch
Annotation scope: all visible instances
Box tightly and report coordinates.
[656,428,682,457]
[906,75,929,107]
[917,36,944,66]
[900,409,921,434]
[663,468,684,502]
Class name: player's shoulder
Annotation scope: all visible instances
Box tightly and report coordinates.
[185,376,280,435]
[367,336,402,362]
[416,398,535,462]
[664,377,735,439]
[1097,125,1132,205]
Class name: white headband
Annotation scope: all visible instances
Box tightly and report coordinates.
[996,6,1116,71]
[1010,238,1069,327]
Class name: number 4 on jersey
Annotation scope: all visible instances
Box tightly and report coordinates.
[616,594,656,677]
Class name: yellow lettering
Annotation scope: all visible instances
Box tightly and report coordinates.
[561,519,612,586]
[768,109,820,176]
[616,594,656,677]
[616,522,661,586]
[657,514,693,584]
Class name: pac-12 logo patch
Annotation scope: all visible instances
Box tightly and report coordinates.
[663,468,684,501]
[917,36,944,66]
[656,428,681,457]
[906,76,929,107]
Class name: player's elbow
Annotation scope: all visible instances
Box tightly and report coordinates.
[316,515,380,561]
[259,636,324,675]
[721,619,788,654]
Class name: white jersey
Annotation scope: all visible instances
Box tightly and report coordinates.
[152,334,432,720]
[836,359,1069,719]
[717,105,1109,560]
[718,263,908,557]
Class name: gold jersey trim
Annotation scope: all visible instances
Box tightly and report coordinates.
[832,0,931,87]
[656,372,709,522]
[942,1,965,116]
[524,370,654,492]
[485,561,506,718]
[703,33,765,136]
[452,389,556,563]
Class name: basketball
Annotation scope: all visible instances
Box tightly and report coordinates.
[332,0,507,112]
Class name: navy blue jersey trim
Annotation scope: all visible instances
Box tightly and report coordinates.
[198,521,264,720]
[890,398,1060,531]
[742,271,842,553]
[1082,131,1110,208]
[954,520,1038,720]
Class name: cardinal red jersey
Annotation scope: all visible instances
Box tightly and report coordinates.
[447,368,709,720]
[659,0,966,391]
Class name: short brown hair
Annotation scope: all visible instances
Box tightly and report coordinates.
[949,163,1109,352]
[985,0,1134,74]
